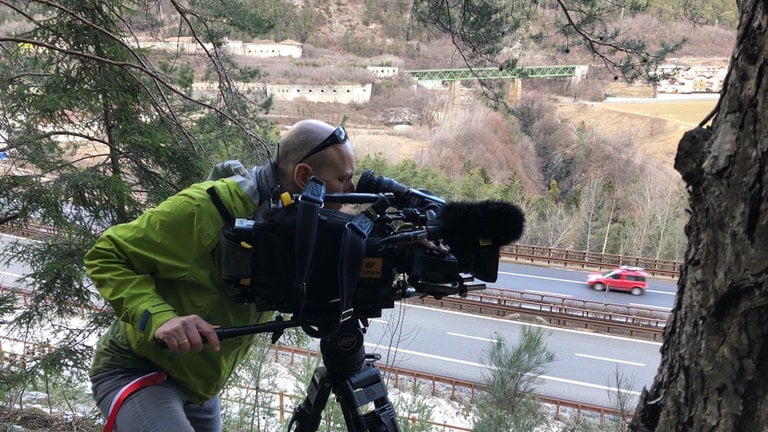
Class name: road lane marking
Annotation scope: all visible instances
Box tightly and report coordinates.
[365,342,487,369]
[446,332,497,343]
[1,271,22,278]
[401,303,663,346]
[629,303,671,311]
[575,353,645,367]
[524,289,571,298]
[539,374,641,395]
[499,271,583,284]
[365,342,640,395]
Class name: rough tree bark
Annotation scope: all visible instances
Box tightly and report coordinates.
[630,1,768,431]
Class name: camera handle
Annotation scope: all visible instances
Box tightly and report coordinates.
[215,316,301,344]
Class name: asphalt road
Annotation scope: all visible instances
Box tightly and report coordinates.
[358,302,662,408]
[490,261,678,311]
[0,233,27,287]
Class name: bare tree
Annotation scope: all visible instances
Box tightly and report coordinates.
[575,175,608,252]
[619,172,687,260]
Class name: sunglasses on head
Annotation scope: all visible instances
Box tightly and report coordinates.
[298,125,347,163]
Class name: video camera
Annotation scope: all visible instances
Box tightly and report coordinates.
[219,170,525,338]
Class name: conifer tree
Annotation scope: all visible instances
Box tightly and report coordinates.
[0,0,276,409]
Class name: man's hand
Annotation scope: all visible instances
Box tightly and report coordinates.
[418,238,450,254]
[154,315,221,353]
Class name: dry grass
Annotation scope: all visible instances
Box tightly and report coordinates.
[0,406,101,432]
[557,99,718,175]
[598,100,717,126]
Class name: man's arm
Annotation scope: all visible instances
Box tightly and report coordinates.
[84,189,221,351]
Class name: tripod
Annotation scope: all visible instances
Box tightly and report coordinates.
[214,316,402,431]
[288,320,401,432]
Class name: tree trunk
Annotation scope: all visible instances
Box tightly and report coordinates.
[630,1,768,431]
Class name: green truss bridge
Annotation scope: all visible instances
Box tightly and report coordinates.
[405,65,586,82]
[402,65,588,102]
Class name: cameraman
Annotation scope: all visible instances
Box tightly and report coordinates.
[85,119,355,432]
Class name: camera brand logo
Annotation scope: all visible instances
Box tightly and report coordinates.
[336,332,358,351]
[360,257,383,278]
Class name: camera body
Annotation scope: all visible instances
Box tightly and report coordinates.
[219,171,513,336]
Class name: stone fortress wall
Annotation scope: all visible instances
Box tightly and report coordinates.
[191,82,373,104]
[140,37,378,104]
[134,36,303,58]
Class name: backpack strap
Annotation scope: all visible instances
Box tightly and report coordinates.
[336,211,374,322]
[207,186,234,222]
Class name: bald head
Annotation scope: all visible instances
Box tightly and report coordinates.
[277,119,356,199]
[278,119,335,172]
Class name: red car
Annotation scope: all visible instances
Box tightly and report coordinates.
[586,266,648,296]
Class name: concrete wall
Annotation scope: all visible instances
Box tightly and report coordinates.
[192,82,372,104]
[366,66,399,78]
[243,41,302,58]
[132,37,302,58]
[266,83,372,104]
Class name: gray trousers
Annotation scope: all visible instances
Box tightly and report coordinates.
[91,369,222,432]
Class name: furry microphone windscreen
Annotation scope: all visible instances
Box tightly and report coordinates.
[432,201,525,248]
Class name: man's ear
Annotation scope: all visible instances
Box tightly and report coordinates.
[293,163,314,190]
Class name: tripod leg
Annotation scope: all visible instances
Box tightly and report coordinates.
[288,366,333,432]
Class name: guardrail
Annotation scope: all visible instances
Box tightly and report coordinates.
[418,288,669,340]
[1,221,56,238]
[1,284,630,426]
[0,334,627,429]
[502,244,682,279]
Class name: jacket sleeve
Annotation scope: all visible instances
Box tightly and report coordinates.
[84,188,219,340]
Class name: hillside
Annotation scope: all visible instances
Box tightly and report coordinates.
[556,98,719,178]
[338,97,719,188]
[247,1,735,189]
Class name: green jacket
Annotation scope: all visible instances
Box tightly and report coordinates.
[86,179,268,404]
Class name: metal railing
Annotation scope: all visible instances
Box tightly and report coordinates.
[406,65,580,81]
[269,345,628,424]
[417,288,669,340]
[502,244,682,278]
[0,334,628,429]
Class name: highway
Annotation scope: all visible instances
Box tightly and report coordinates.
[358,302,662,408]
[1,231,671,408]
[0,233,27,287]
[491,261,678,310]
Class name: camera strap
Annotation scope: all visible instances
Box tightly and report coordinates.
[293,178,370,338]
[337,212,374,322]
[293,178,325,336]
